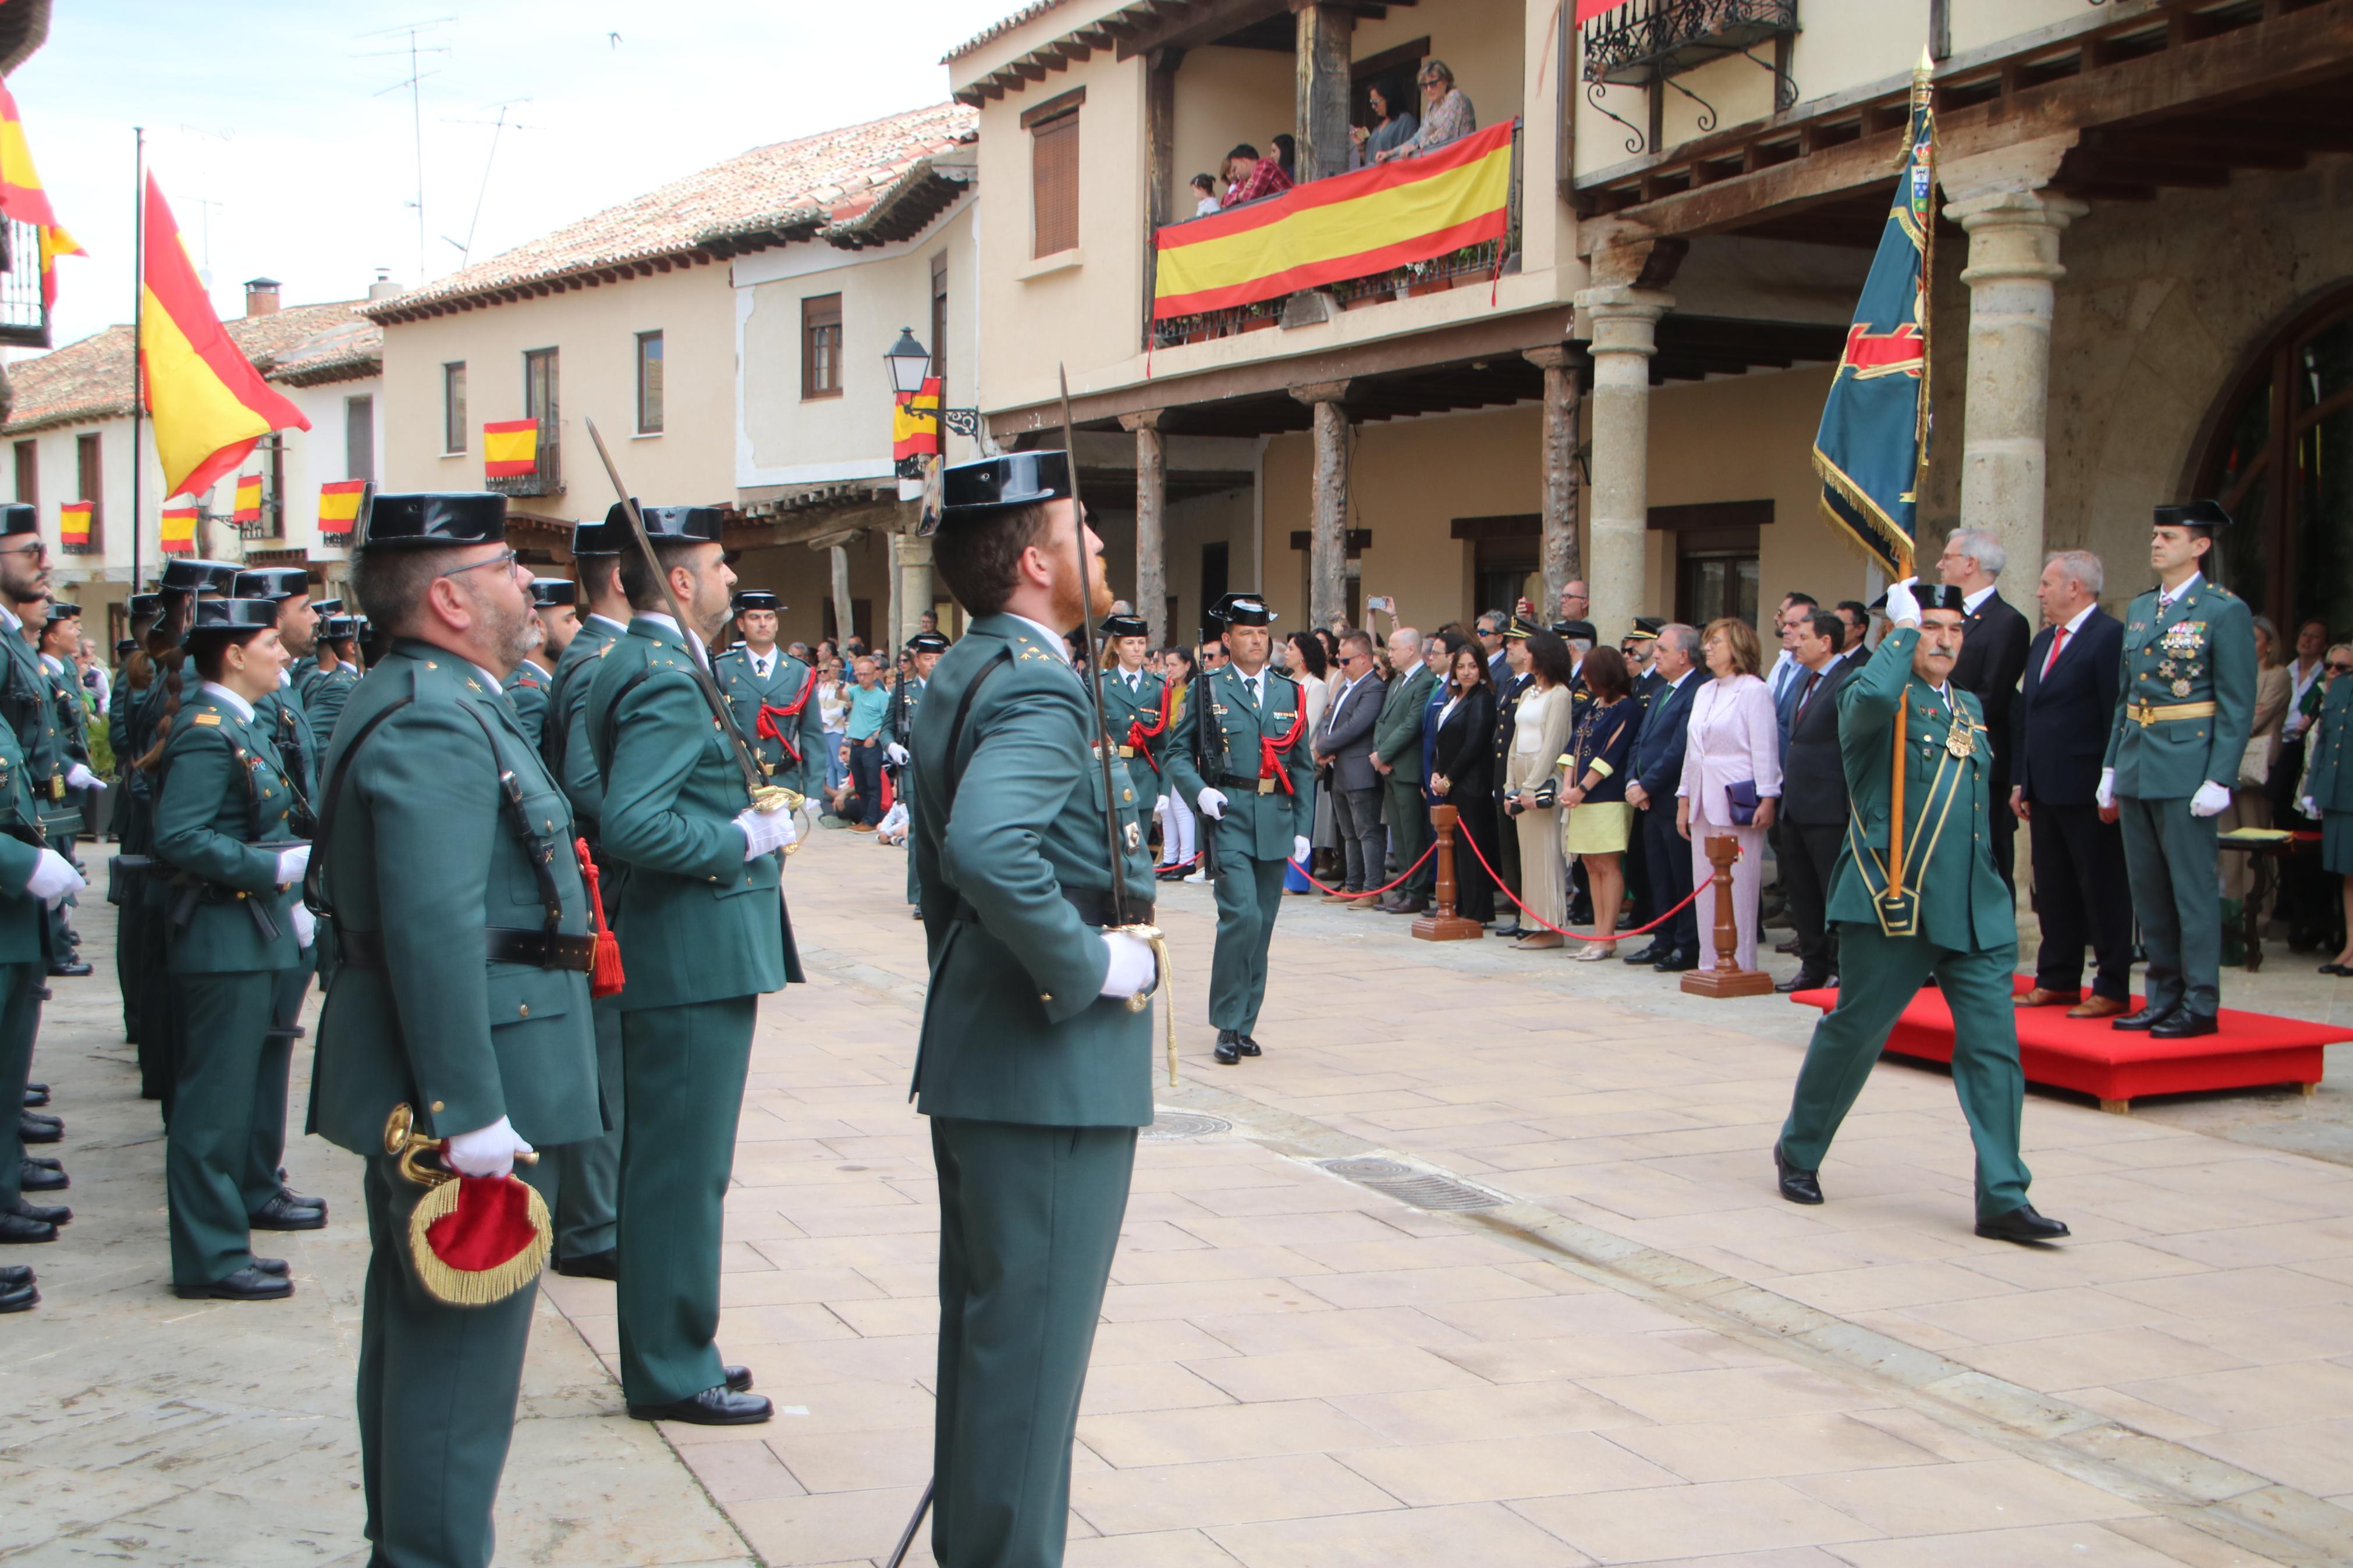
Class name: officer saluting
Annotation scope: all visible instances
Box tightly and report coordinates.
[502,578,579,748]
[714,589,825,798]
[1165,593,1314,1065]
[1773,579,2068,1244]
[2099,500,2256,1039]
[308,491,602,1568]
[1098,612,1167,830]
[907,450,1159,1568]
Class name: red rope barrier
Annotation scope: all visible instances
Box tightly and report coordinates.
[1286,842,1435,899]
[1452,819,1722,943]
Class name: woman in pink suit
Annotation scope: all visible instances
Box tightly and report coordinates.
[1677,617,1781,969]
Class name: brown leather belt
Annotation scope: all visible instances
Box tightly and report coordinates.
[338,926,596,974]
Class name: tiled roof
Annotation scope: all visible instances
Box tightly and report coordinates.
[1,300,378,433]
[944,0,1074,62]
[368,102,978,323]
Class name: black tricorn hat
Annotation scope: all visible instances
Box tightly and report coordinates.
[1099,613,1148,640]
[45,600,80,623]
[114,638,138,657]
[637,504,725,543]
[1209,592,1275,627]
[187,598,281,637]
[233,567,311,602]
[129,592,164,622]
[907,630,951,654]
[573,512,627,557]
[1553,619,1598,642]
[2155,499,2231,532]
[322,615,361,640]
[732,589,781,614]
[527,578,577,609]
[0,503,33,538]
[310,597,343,617]
[1904,584,1969,614]
[927,451,1072,538]
[360,491,507,552]
[159,558,241,595]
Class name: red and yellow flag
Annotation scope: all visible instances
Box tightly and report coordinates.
[482,419,538,478]
[892,376,942,462]
[0,80,82,309]
[161,502,198,556]
[58,500,91,548]
[318,478,366,538]
[140,174,310,499]
[232,473,263,524]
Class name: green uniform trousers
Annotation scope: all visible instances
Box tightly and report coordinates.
[166,969,276,1285]
[554,993,625,1260]
[116,894,145,1044]
[616,994,755,1405]
[1381,774,1431,893]
[249,952,314,1212]
[139,904,179,1110]
[0,959,42,1208]
[1208,854,1289,1036]
[930,1117,1134,1568]
[357,1151,557,1568]
[2118,795,2221,1018]
[1779,923,2032,1217]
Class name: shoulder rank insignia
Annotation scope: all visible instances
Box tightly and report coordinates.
[192,712,222,727]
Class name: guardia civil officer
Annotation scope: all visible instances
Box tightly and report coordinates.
[886,629,947,906]
[37,600,95,973]
[0,553,95,978]
[286,596,339,692]
[584,502,797,1424]
[1165,593,1315,1064]
[2099,501,2256,1039]
[1773,579,2068,1245]
[502,578,579,748]
[299,615,365,741]
[908,451,1159,1567]
[1099,611,1168,829]
[714,589,825,797]
[309,491,602,1568]
[109,592,161,1043]
[151,598,314,1299]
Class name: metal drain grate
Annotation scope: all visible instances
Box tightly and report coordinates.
[1318,1156,1505,1213]
[1143,1111,1233,1140]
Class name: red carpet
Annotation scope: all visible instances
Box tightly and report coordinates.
[1789,977,2341,1109]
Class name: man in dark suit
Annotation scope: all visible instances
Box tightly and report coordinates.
[1774,610,1854,993]
[1477,610,1511,690]
[2011,549,2132,1018]
[1940,528,2032,895]
[1369,627,1436,914]
[1314,630,1387,898]
[1621,623,1702,971]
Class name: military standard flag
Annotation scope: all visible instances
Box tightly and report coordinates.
[1812,59,1937,577]
[0,80,82,308]
[140,175,310,499]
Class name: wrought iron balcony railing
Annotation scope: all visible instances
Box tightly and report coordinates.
[0,216,51,350]
[1582,0,1800,154]
[486,436,563,498]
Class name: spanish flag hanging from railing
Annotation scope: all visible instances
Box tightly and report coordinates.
[140,175,310,499]
[892,377,941,463]
[232,473,263,525]
[58,501,90,549]
[0,80,81,309]
[1152,120,1516,321]
[318,479,367,539]
[482,419,538,478]
[161,502,198,556]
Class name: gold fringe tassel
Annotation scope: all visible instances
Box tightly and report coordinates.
[406,1179,555,1307]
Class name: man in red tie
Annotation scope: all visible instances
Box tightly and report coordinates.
[2011,550,2132,1018]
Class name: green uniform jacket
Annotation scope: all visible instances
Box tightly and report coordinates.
[585,617,797,1011]
[503,662,552,750]
[308,643,601,1153]
[714,645,825,797]
[45,659,88,766]
[2102,574,2256,799]
[907,613,1156,1127]
[299,662,361,742]
[1100,667,1169,813]
[2304,677,2353,813]
[1,626,69,831]
[1163,663,1317,862]
[1371,662,1436,784]
[150,692,305,975]
[253,683,318,799]
[0,717,49,961]
[545,614,623,837]
[1827,627,2013,953]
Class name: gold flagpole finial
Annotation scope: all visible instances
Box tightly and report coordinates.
[1915,45,1934,76]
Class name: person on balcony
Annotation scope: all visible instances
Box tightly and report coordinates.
[1189,172,1219,216]
[1219,143,1293,207]
[1350,80,1419,168]
[1376,59,1475,162]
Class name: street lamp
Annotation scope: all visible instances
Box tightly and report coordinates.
[883,327,930,397]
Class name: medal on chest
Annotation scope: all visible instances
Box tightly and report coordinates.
[1946,712,1975,759]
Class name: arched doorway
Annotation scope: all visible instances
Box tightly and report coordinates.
[2192,283,2353,637]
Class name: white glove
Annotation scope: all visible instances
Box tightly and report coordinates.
[885,742,910,767]
[2095,768,2116,811]
[443,1115,533,1179]
[736,804,796,859]
[1883,575,1922,627]
[1197,787,1227,820]
[2302,797,2319,819]
[2189,780,2232,818]
[289,902,317,950]
[273,844,311,886]
[24,848,82,907]
[1098,930,1158,999]
[1293,835,1312,865]
[64,762,103,792]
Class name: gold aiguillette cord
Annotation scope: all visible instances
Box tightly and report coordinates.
[1112,921,1178,1089]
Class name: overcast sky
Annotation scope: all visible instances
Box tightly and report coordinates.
[17,1,1000,348]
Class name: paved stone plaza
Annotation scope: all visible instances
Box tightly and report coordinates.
[7,832,2353,1567]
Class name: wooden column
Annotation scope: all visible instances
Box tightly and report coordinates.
[1681,835,1773,998]
[830,543,854,647]
[1411,805,1485,942]
[1292,1,1355,182]
[1123,410,1169,649]
[1525,346,1582,616]
[1144,48,1183,338]
[1291,380,1351,632]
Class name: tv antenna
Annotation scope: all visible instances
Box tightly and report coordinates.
[441,100,538,266]
[357,17,455,287]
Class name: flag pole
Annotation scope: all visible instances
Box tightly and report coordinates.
[128,127,144,597]
[1908,48,1934,582]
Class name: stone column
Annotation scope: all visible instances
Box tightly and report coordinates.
[1572,284,1671,641]
[1122,411,1168,648]
[1524,346,1582,614]
[1291,380,1351,631]
[1292,1,1355,182]
[1946,187,2085,584]
[893,530,934,645]
[830,543,854,646]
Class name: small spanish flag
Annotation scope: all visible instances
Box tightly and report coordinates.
[318,478,367,538]
[892,376,941,463]
[161,502,198,556]
[0,80,82,309]
[58,500,91,548]
[483,419,538,478]
[232,472,263,525]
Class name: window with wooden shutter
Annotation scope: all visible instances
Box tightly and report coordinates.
[803,294,843,399]
[12,440,33,511]
[1030,106,1080,258]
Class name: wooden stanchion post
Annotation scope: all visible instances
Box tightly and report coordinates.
[1681,833,1772,997]
[1412,803,1484,942]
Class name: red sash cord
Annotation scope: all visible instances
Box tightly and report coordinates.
[1259,701,1308,795]
[753,666,820,763]
[1121,679,1173,774]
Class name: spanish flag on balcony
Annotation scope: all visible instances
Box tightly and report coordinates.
[483,419,539,479]
[1152,119,1516,321]
[141,175,310,499]
[0,80,82,309]
[232,473,264,525]
[58,500,90,549]
[318,479,367,539]
[161,502,198,556]
[892,377,941,462]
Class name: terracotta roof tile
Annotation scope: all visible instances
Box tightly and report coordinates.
[1,300,378,433]
[944,0,1077,62]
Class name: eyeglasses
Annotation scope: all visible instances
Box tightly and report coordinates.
[0,539,47,560]
[2329,661,2353,674]
[438,548,519,582]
